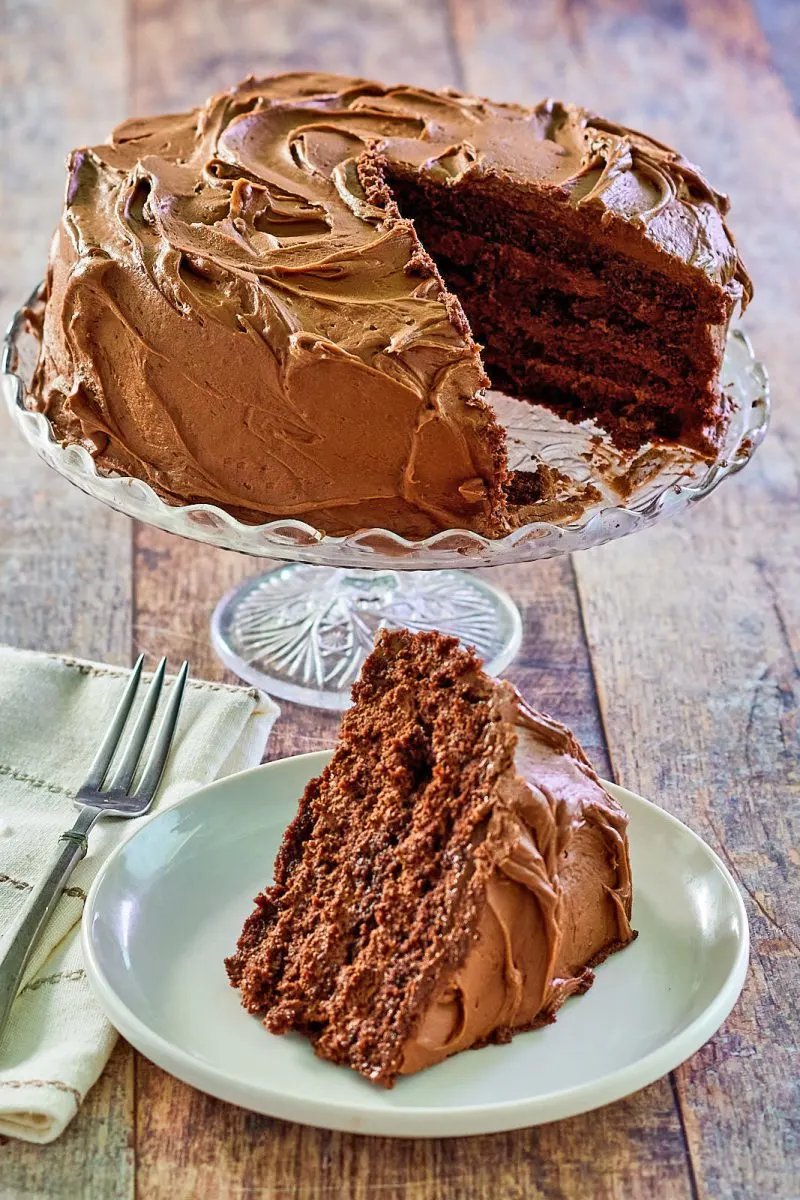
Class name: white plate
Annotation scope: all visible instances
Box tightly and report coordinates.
[82,751,749,1137]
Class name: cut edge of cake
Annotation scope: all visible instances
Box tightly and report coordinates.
[358,120,748,463]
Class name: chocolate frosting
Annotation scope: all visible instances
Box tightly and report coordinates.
[400,687,634,1074]
[34,72,750,536]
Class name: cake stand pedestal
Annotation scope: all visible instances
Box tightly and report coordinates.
[210,565,522,710]
[3,298,769,711]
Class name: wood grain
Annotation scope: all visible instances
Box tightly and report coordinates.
[0,0,132,665]
[0,2,135,1195]
[131,0,463,112]
[135,1065,690,1200]
[752,0,800,109]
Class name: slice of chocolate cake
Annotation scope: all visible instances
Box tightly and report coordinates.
[227,629,636,1085]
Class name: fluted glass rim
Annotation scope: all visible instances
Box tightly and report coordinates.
[2,288,770,570]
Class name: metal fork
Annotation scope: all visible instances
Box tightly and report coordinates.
[0,655,189,1042]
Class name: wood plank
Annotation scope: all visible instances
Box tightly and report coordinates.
[1,0,132,664]
[752,0,800,111]
[452,0,800,1195]
[127,3,648,1195]
[0,0,134,1193]
[134,1063,689,1200]
[0,1043,134,1200]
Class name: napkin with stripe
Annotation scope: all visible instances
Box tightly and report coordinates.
[0,645,279,1143]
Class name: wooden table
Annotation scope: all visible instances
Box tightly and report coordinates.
[2,1,798,1195]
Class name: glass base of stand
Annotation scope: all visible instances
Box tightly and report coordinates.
[210,564,522,710]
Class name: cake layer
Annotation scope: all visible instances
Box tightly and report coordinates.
[483,320,700,398]
[227,629,636,1084]
[425,232,726,380]
[491,360,723,449]
[387,168,745,322]
[414,224,715,345]
[437,264,712,373]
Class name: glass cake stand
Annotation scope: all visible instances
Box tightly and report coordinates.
[3,293,769,709]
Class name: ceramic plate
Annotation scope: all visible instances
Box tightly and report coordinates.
[82,751,749,1137]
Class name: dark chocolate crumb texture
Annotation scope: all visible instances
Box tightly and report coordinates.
[35,74,750,538]
[226,629,637,1085]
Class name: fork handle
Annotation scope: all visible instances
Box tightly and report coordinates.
[0,809,97,1044]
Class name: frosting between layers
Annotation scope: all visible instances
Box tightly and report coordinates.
[400,691,633,1074]
[34,72,750,536]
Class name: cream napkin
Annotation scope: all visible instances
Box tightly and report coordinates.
[0,645,279,1144]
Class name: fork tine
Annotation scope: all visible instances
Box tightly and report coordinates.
[81,654,145,793]
[107,657,167,795]
[134,661,189,804]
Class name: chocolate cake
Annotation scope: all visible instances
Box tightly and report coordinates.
[33,73,751,537]
[226,629,636,1084]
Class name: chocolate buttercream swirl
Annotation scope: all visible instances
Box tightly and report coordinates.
[33,73,750,536]
[400,688,634,1074]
